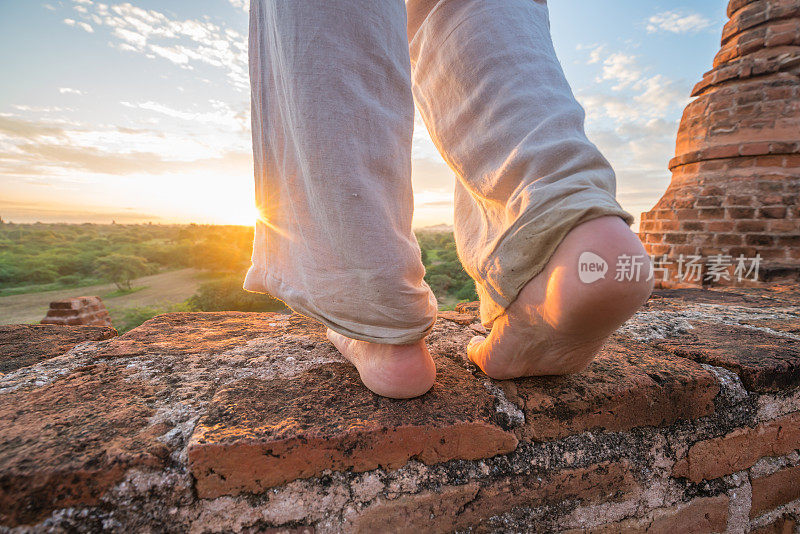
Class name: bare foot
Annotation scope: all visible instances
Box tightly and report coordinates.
[326,329,436,398]
[468,216,653,379]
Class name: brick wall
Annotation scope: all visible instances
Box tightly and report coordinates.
[639,0,800,287]
[40,296,113,327]
[1,288,799,532]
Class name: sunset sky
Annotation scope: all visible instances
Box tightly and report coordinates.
[0,0,727,228]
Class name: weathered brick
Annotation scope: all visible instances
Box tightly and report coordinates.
[776,235,800,247]
[717,233,743,246]
[0,366,168,526]
[728,207,756,218]
[755,155,787,167]
[699,208,726,219]
[574,495,730,534]
[736,219,767,232]
[745,233,775,246]
[707,220,736,232]
[672,412,800,482]
[436,310,477,326]
[676,209,699,219]
[352,461,636,533]
[683,221,706,231]
[740,141,772,156]
[500,337,719,442]
[696,196,723,208]
[348,483,480,534]
[759,193,785,205]
[758,247,789,260]
[665,233,688,244]
[725,194,754,206]
[750,464,800,518]
[188,357,518,498]
[655,322,800,392]
[759,206,788,218]
[0,324,117,374]
[706,144,741,159]
[751,514,797,534]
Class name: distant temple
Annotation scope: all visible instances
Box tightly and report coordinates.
[639,0,800,286]
[40,296,113,327]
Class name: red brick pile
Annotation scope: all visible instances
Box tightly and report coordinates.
[1,288,798,532]
[640,0,800,287]
[40,296,113,327]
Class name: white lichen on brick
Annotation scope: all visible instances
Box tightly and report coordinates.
[482,379,525,427]
[701,363,748,405]
[349,471,385,503]
[685,303,800,341]
[757,389,800,422]
[749,450,800,478]
[725,471,752,534]
[617,311,694,341]
[749,497,800,529]
[0,342,97,394]
[618,302,800,343]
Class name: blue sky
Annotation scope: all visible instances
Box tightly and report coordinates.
[0,0,727,227]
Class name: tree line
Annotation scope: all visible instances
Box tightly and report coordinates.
[0,222,477,308]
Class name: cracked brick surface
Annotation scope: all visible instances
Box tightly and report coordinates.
[0,286,798,532]
[498,336,719,442]
[655,322,800,392]
[0,324,116,374]
[188,356,518,498]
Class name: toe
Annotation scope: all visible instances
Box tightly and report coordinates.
[466,335,486,367]
[467,330,518,380]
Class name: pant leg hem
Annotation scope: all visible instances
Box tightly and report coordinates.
[476,197,634,327]
[243,267,437,345]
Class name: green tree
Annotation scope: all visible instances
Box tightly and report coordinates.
[96,254,150,290]
[187,275,285,312]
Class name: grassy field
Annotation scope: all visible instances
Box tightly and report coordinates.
[0,223,476,331]
[0,268,204,326]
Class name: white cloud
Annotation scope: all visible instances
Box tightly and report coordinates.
[65,1,249,89]
[580,46,688,120]
[113,27,147,47]
[13,105,69,113]
[574,44,692,222]
[634,75,687,115]
[229,0,249,12]
[149,44,190,65]
[59,87,84,95]
[0,110,249,179]
[597,52,642,90]
[588,45,606,65]
[646,10,712,34]
[120,100,248,132]
[64,16,94,32]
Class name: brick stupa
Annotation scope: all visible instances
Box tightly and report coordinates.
[40,296,113,327]
[639,0,800,287]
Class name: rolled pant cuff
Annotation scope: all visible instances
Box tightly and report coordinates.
[243,268,437,346]
[475,193,634,327]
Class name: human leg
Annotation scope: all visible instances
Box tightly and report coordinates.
[246,0,437,396]
[407,0,652,378]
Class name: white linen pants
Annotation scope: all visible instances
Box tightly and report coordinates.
[244,0,633,344]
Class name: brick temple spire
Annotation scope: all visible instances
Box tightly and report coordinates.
[639,0,800,287]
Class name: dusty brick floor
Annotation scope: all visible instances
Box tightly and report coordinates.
[0,287,798,532]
